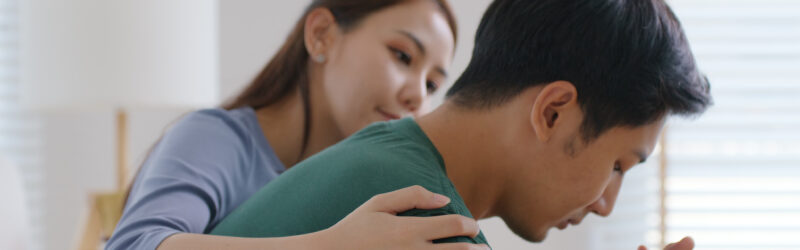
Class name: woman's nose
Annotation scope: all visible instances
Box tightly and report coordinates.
[397,76,426,113]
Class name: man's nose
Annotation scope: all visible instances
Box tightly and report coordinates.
[588,181,622,217]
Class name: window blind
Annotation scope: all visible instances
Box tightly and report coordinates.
[664,0,800,249]
[1,0,43,249]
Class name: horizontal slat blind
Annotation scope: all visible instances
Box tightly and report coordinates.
[1,0,43,249]
[595,157,663,250]
[665,0,800,249]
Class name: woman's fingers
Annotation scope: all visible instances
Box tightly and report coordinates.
[361,185,451,214]
[327,186,489,250]
[403,214,481,239]
[432,243,491,250]
[361,186,481,240]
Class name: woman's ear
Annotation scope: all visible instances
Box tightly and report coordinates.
[303,8,339,63]
[530,81,579,142]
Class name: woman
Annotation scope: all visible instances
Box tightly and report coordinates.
[107,0,489,249]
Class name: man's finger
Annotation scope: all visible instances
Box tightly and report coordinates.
[664,236,694,250]
[361,185,450,214]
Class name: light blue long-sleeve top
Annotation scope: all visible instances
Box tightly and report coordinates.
[106,107,286,250]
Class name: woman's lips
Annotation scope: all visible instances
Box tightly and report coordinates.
[377,108,401,120]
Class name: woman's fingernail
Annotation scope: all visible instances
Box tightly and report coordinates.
[434,194,451,204]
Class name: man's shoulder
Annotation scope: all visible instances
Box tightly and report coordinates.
[295,124,446,190]
[210,121,470,240]
[210,124,450,237]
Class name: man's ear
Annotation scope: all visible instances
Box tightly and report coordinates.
[530,81,579,142]
[303,8,339,62]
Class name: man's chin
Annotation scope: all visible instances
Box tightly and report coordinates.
[502,217,549,243]
[508,224,548,243]
[528,231,548,243]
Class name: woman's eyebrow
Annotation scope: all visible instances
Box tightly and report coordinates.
[396,30,426,55]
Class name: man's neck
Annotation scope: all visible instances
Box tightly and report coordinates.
[416,103,508,220]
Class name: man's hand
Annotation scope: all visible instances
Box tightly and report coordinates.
[638,236,694,250]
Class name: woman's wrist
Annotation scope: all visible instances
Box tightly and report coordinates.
[157,232,332,250]
[255,229,334,250]
[294,228,336,250]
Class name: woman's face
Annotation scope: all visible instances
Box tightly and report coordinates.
[316,0,455,137]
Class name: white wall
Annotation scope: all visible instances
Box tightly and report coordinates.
[32,107,190,250]
[219,1,308,102]
[38,109,117,250]
[0,156,32,250]
[20,0,219,109]
[20,1,218,249]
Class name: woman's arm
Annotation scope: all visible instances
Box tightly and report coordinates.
[157,186,490,250]
[106,110,279,250]
[156,233,323,250]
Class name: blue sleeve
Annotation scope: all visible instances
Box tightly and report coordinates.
[105,111,251,250]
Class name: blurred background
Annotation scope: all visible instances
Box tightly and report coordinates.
[0,0,797,249]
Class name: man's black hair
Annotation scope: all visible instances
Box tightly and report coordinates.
[446,0,712,141]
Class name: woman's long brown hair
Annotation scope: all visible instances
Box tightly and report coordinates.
[223,0,458,159]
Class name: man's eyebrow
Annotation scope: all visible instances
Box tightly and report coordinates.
[396,30,449,78]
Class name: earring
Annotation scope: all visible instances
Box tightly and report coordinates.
[314,54,326,63]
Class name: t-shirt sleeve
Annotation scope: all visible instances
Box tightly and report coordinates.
[105,111,250,250]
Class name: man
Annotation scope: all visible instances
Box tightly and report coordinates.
[211,0,711,248]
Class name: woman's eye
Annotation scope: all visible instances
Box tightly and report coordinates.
[390,47,412,65]
[613,162,624,174]
[426,81,439,94]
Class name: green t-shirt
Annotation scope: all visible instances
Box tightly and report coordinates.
[210,118,488,245]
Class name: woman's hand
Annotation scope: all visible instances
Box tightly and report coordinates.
[157,186,489,250]
[317,185,491,250]
[638,236,694,250]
